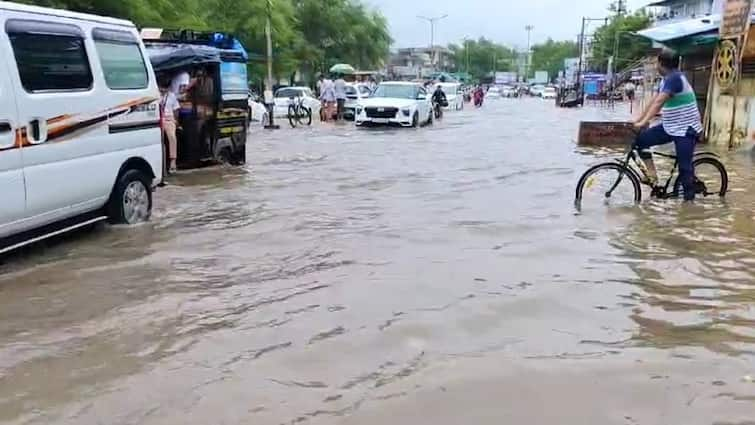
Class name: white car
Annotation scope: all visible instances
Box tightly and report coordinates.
[343,83,372,120]
[500,85,516,98]
[1,2,163,254]
[438,82,464,110]
[273,86,320,117]
[530,84,546,97]
[486,86,501,99]
[541,87,557,99]
[355,82,432,127]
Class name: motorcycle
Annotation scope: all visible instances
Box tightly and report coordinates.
[433,99,446,119]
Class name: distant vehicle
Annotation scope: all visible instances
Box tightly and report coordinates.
[530,84,546,97]
[1,1,163,254]
[541,87,557,99]
[486,86,502,99]
[343,83,372,120]
[438,82,464,110]
[500,85,517,98]
[355,82,433,127]
[273,86,320,118]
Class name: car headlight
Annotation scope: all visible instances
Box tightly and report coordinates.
[401,108,411,116]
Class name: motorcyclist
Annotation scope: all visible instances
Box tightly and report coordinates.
[431,84,447,118]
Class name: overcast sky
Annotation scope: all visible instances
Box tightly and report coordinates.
[365,0,650,49]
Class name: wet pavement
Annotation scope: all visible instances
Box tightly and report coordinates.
[2,98,755,425]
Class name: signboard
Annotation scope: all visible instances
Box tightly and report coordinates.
[578,121,635,147]
[534,71,549,84]
[495,72,517,84]
[720,0,753,39]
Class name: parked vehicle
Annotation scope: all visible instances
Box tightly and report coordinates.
[541,87,557,99]
[343,83,371,120]
[273,86,320,118]
[486,86,502,99]
[145,29,249,167]
[500,85,517,98]
[530,84,546,97]
[355,82,432,127]
[438,82,464,110]
[0,1,163,253]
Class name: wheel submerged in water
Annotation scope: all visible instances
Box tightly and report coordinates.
[575,162,642,209]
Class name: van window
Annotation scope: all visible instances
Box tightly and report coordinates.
[93,28,148,90]
[7,33,93,92]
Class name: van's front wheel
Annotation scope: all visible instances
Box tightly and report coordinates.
[108,169,152,224]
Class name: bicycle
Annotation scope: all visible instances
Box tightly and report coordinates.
[575,130,728,208]
[287,96,312,128]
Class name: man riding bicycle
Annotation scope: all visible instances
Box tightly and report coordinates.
[633,49,702,201]
[432,84,447,117]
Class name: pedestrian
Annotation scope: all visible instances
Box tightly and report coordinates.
[319,76,336,121]
[316,74,324,97]
[334,73,347,121]
[160,85,180,173]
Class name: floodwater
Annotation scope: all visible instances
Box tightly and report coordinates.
[2,98,755,425]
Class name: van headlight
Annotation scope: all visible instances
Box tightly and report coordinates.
[401,108,411,116]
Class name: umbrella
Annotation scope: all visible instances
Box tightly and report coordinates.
[329,63,355,75]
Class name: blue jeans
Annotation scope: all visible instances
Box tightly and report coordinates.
[636,124,697,201]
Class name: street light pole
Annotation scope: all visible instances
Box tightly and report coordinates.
[417,14,448,69]
[264,0,279,129]
[525,25,533,80]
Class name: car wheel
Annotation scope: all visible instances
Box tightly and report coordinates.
[108,169,152,225]
[412,112,419,128]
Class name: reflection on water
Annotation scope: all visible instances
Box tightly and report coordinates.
[1,100,755,425]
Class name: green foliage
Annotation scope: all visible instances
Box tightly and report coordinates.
[19,0,391,83]
[447,38,515,81]
[590,12,652,72]
[529,38,578,80]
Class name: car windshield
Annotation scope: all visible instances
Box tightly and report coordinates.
[373,84,416,99]
[276,88,302,98]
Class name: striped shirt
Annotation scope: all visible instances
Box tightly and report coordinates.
[660,71,703,137]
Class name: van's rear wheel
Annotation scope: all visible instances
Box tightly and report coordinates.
[108,169,152,224]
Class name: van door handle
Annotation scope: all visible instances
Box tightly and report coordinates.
[28,119,47,144]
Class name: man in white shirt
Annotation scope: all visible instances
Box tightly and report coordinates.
[334,75,347,121]
[170,70,191,96]
[161,88,180,173]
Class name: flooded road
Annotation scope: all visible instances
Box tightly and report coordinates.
[2,98,755,425]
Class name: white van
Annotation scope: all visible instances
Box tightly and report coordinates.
[0,1,162,253]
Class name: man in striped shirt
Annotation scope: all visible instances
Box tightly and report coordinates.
[633,49,702,201]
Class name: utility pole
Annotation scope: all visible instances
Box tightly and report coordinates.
[264,0,279,129]
[577,17,586,92]
[417,14,448,70]
[525,25,534,80]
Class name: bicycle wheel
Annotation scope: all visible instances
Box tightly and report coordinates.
[300,107,312,126]
[288,104,297,128]
[673,156,728,198]
[576,162,642,209]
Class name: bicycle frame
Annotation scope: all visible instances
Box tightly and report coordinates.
[606,140,720,199]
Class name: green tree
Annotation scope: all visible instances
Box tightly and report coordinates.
[590,11,652,72]
[20,0,392,85]
[529,38,579,80]
[447,38,515,81]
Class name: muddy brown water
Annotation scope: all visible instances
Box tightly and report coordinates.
[1,99,755,425]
